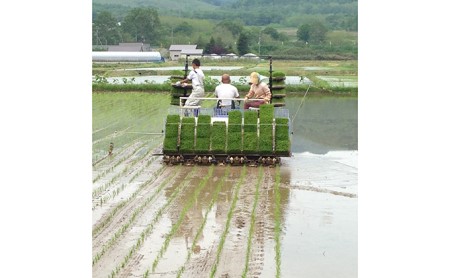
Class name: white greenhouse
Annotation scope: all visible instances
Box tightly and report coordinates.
[92,51,164,62]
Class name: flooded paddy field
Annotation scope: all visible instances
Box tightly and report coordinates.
[92,93,358,277]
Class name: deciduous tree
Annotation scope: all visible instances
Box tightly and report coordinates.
[122,8,161,43]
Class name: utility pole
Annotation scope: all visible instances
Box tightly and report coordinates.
[258,29,262,56]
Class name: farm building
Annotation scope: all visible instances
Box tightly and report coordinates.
[169,45,203,61]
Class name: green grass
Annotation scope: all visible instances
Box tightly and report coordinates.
[275,118,290,155]
[195,115,212,154]
[211,121,226,153]
[227,110,242,153]
[180,117,195,153]
[259,104,275,124]
[243,110,258,154]
[163,115,180,152]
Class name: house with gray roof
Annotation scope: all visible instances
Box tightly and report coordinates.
[169,44,203,61]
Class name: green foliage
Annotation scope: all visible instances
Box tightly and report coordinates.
[258,104,275,154]
[180,117,195,153]
[195,115,211,153]
[93,11,121,45]
[218,19,244,37]
[174,22,194,35]
[93,0,357,57]
[211,121,226,153]
[259,104,274,124]
[243,110,258,131]
[272,71,286,78]
[122,8,161,42]
[297,21,328,43]
[275,118,290,154]
[227,132,242,154]
[163,115,180,152]
[227,110,242,153]
[297,24,311,42]
[259,123,274,154]
[237,31,250,55]
[243,110,258,153]
[227,110,242,132]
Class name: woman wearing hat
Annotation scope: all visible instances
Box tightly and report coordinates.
[244,72,271,109]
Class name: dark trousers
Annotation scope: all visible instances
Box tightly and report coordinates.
[244,100,266,109]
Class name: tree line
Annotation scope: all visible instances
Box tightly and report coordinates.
[93,7,356,59]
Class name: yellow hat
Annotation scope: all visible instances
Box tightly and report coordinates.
[250,72,260,84]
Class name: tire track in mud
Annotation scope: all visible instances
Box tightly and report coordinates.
[174,166,231,278]
[210,166,248,278]
[92,143,161,210]
[93,140,147,185]
[118,165,218,278]
[242,166,265,278]
[105,167,200,278]
[141,166,216,277]
[92,165,181,265]
[92,163,169,237]
[273,166,282,278]
[213,167,264,278]
[179,167,246,278]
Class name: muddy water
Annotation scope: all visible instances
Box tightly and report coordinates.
[277,96,358,277]
[92,94,358,278]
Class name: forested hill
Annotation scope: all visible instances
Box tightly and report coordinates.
[93,0,357,30]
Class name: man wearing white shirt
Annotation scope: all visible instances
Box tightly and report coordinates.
[180,58,205,107]
[214,74,239,109]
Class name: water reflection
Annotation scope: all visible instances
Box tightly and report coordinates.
[286,96,358,154]
[103,75,312,85]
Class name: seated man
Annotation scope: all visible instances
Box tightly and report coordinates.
[244,72,271,109]
[214,74,239,109]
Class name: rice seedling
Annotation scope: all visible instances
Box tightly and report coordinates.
[92,164,168,237]
[227,110,243,153]
[243,110,258,154]
[180,117,196,154]
[147,166,215,274]
[211,121,226,153]
[175,166,230,278]
[195,115,212,154]
[163,115,180,152]
[107,167,198,278]
[274,165,282,278]
[241,166,263,278]
[275,118,290,155]
[92,142,157,206]
[92,165,181,266]
[210,166,247,278]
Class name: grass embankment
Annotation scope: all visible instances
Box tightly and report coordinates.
[92,59,358,96]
